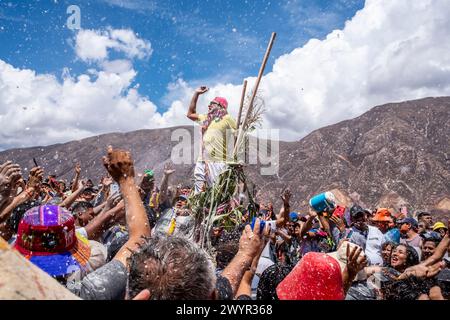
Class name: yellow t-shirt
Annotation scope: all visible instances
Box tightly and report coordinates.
[197,114,237,162]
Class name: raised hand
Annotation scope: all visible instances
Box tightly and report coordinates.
[27,167,44,191]
[102,146,135,183]
[101,176,113,188]
[163,162,175,176]
[106,193,122,210]
[238,218,263,260]
[0,161,22,201]
[308,207,318,218]
[280,188,291,205]
[345,244,368,278]
[75,163,81,175]
[400,261,446,280]
[330,215,346,233]
[195,86,209,95]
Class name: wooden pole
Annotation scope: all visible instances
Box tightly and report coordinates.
[236,80,248,128]
[233,32,277,157]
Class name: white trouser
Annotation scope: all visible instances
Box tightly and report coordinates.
[194,161,227,194]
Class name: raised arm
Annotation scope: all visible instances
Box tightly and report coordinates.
[59,180,85,209]
[84,200,125,240]
[235,228,269,298]
[0,161,22,214]
[222,218,263,296]
[274,228,292,244]
[275,189,291,228]
[159,163,175,206]
[0,166,42,224]
[398,220,450,280]
[300,210,317,238]
[187,86,208,121]
[102,146,151,267]
[71,163,81,193]
[422,220,450,266]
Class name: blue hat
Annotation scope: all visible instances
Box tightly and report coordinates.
[173,194,188,203]
[398,217,418,228]
[289,212,299,222]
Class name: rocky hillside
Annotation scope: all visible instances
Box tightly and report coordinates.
[1,97,449,217]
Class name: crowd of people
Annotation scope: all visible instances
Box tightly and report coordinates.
[0,88,449,300]
[0,150,449,300]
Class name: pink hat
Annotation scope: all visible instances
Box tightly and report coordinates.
[276,252,345,300]
[212,97,228,109]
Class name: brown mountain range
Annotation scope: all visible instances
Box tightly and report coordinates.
[1,96,449,218]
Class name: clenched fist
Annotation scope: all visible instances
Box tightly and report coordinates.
[195,86,209,95]
[102,146,135,183]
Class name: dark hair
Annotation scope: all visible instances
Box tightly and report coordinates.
[257,263,293,300]
[215,241,239,270]
[71,201,94,214]
[214,227,241,269]
[127,235,216,300]
[420,231,441,244]
[392,244,419,269]
[382,241,396,251]
[8,200,40,233]
[417,212,431,220]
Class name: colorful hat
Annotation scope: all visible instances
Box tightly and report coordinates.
[212,97,228,109]
[433,221,447,231]
[372,208,392,222]
[144,169,154,179]
[14,205,91,277]
[276,252,345,300]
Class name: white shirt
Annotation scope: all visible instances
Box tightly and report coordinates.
[364,226,385,266]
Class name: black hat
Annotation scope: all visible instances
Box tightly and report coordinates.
[350,205,365,220]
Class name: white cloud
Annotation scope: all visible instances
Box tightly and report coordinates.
[165,0,450,140]
[0,58,160,150]
[75,27,152,62]
[1,0,450,150]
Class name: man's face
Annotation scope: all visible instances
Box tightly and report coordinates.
[287,222,295,235]
[86,180,94,188]
[76,208,94,227]
[294,224,301,237]
[400,223,411,235]
[421,241,437,261]
[81,191,95,202]
[437,228,447,238]
[352,214,367,231]
[421,215,433,228]
[175,198,187,209]
[418,222,426,234]
[141,176,154,191]
[208,101,220,112]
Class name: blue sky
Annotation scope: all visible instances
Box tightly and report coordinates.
[0,0,364,110]
[1,0,448,150]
